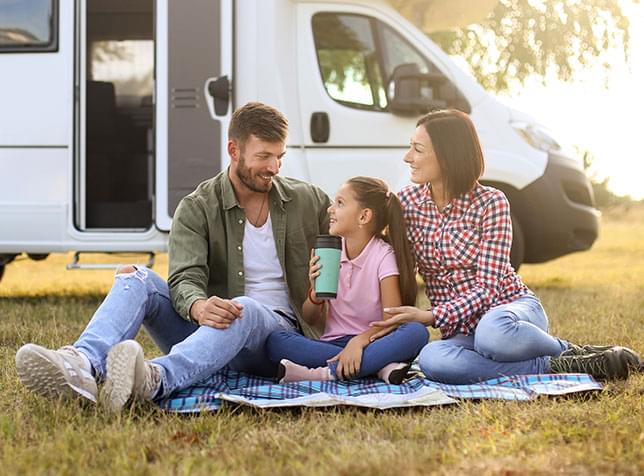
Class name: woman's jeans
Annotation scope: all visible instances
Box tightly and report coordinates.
[419,295,569,384]
[73,267,295,399]
[266,323,429,379]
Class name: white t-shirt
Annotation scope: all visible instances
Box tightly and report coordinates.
[243,213,294,317]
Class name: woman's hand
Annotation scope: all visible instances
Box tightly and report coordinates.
[328,336,367,380]
[369,306,434,341]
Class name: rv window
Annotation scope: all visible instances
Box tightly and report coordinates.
[90,40,154,108]
[0,0,57,53]
[312,13,387,111]
[379,25,432,79]
[378,24,471,114]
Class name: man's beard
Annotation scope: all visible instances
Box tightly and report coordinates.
[235,153,273,193]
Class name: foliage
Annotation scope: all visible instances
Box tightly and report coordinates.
[582,150,639,208]
[422,0,637,92]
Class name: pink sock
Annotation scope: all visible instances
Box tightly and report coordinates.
[279,359,335,383]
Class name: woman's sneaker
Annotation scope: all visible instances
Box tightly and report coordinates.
[561,344,642,371]
[15,343,98,402]
[101,340,162,413]
[550,347,632,380]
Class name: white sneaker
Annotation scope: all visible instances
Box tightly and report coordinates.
[15,343,98,402]
[101,340,162,413]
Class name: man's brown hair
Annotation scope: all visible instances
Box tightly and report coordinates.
[228,102,288,147]
[416,109,484,199]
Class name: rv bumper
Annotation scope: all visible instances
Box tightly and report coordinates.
[516,152,600,263]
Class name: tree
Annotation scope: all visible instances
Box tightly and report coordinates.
[391,0,636,92]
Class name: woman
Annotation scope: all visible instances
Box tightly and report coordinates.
[371,109,641,384]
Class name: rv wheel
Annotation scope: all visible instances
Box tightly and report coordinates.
[510,213,525,271]
[0,254,18,284]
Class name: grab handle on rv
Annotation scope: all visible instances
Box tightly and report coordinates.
[206,75,231,117]
[66,252,156,270]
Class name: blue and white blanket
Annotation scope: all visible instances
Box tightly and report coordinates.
[157,368,602,413]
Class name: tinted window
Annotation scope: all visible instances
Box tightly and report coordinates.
[380,24,433,79]
[312,13,387,110]
[378,24,470,113]
[0,0,57,52]
[312,12,470,114]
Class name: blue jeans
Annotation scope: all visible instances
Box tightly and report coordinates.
[419,295,569,384]
[73,267,296,398]
[266,322,429,379]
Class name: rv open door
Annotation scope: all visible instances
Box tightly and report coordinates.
[155,0,233,232]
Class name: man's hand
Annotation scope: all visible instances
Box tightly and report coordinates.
[328,336,367,380]
[190,296,244,329]
[369,306,434,341]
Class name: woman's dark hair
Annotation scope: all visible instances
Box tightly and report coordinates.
[416,109,484,199]
[346,177,417,306]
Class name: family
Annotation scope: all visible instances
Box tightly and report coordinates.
[16,102,642,412]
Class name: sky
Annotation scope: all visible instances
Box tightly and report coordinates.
[499,1,644,200]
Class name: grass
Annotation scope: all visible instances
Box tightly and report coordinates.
[1,206,643,475]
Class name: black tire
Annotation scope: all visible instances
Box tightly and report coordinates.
[510,212,525,271]
[0,254,18,284]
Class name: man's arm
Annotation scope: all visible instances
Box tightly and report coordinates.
[317,187,331,234]
[167,196,211,321]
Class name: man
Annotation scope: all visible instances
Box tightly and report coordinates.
[15,102,330,412]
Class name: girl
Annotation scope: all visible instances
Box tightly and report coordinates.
[369,109,641,383]
[266,177,429,384]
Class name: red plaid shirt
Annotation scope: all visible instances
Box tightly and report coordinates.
[399,182,531,339]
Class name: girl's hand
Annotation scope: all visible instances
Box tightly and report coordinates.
[369,306,434,341]
[328,337,366,380]
[309,250,321,293]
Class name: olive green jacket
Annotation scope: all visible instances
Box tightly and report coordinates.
[168,169,330,338]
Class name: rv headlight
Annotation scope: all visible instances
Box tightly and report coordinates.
[511,122,561,153]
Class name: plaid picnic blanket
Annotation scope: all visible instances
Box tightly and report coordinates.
[157,368,602,413]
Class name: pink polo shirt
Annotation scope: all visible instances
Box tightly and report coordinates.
[320,236,399,341]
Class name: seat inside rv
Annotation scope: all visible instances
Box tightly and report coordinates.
[84,0,153,229]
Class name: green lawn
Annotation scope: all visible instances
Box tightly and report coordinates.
[0,206,642,475]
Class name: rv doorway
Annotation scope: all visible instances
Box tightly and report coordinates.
[80,0,154,230]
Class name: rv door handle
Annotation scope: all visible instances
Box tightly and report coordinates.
[310,112,330,143]
[206,75,231,116]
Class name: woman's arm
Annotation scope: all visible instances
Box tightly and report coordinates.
[430,191,513,334]
[371,191,513,337]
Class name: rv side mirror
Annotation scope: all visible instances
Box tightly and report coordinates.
[388,63,447,116]
[206,75,231,116]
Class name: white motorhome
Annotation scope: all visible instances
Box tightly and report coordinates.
[0,0,599,282]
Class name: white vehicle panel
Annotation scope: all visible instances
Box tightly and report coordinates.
[0,0,73,146]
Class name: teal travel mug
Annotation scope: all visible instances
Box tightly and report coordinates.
[313,235,342,299]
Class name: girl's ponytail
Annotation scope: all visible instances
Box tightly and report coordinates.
[346,177,417,306]
[384,194,417,306]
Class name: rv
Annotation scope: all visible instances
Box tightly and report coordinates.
[0,0,600,282]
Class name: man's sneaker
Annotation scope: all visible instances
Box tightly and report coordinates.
[15,343,98,402]
[561,344,642,371]
[550,347,631,380]
[100,340,162,413]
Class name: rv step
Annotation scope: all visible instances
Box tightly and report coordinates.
[66,252,156,270]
